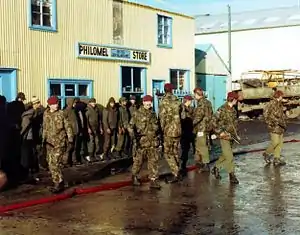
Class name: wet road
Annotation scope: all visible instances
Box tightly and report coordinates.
[1,139,300,235]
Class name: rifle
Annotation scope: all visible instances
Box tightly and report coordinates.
[224,131,241,144]
[223,122,241,145]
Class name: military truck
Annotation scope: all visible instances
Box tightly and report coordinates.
[234,70,300,119]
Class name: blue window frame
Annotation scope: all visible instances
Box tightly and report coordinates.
[169,69,190,93]
[48,79,93,109]
[28,0,57,32]
[119,66,147,101]
[157,15,173,48]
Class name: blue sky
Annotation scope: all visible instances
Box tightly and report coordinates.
[129,0,300,15]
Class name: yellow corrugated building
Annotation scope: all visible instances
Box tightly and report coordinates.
[0,0,194,109]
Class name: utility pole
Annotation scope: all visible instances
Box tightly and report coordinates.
[227,4,232,90]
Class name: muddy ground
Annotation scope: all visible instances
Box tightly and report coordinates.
[1,120,300,235]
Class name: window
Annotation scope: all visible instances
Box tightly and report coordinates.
[157,15,172,48]
[169,69,190,93]
[121,67,146,101]
[48,79,93,109]
[29,0,57,32]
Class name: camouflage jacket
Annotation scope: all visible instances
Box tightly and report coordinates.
[128,106,160,148]
[193,98,213,133]
[263,98,286,134]
[158,93,182,138]
[42,109,73,147]
[118,106,130,129]
[211,102,238,137]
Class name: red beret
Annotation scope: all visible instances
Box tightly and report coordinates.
[227,92,239,101]
[183,95,193,101]
[143,95,153,102]
[273,90,284,98]
[193,87,203,95]
[47,96,59,105]
[164,83,173,92]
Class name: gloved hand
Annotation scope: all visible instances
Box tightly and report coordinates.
[219,132,231,140]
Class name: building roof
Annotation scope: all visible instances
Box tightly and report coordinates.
[195,44,229,74]
[195,6,300,34]
[126,0,193,19]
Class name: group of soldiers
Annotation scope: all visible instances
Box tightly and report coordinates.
[0,85,288,193]
[129,85,288,190]
[0,93,139,193]
[129,83,241,190]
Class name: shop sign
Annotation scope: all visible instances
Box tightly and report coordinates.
[77,43,150,64]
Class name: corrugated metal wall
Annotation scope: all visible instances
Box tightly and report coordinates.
[0,0,194,105]
[195,26,300,91]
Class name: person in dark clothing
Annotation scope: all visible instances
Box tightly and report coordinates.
[102,97,119,159]
[0,95,9,189]
[64,98,88,165]
[180,95,194,174]
[31,97,46,170]
[20,102,36,181]
[6,92,26,183]
[86,98,103,161]
[74,99,89,162]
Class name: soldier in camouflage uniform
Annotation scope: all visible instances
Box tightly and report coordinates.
[263,90,287,166]
[86,98,103,161]
[193,88,213,172]
[211,92,239,184]
[159,83,183,183]
[42,96,73,193]
[128,95,161,189]
[180,95,194,174]
[115,97,130,157]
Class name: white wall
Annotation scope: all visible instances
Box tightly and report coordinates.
[195,26,300,90]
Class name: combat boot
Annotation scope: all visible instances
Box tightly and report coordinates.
[211,166,221,180]
[196,162,204,170]
[165,174,181,184]
[263,152,272,164]
[229,173,239,184]
[273,158,286,167]
[179,168,188,177]
[132,175,141,186]
[149,180,161,190]
[49,181,65,194]
[199,163,210,173]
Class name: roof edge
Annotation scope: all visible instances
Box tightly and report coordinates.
[195,23,300,35]
[193,5,299,18]
[124,1,194,19]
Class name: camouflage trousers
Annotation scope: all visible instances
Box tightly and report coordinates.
[195,132,210,164]
[215,139,234,174]
[46,145,65,185]
[164,137,180,176]
[132,147,159,180]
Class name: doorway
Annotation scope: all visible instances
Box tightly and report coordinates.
[152,80,165,113]
[0,69,17,102]
[120,66,146,104]
[197,73,227,111]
